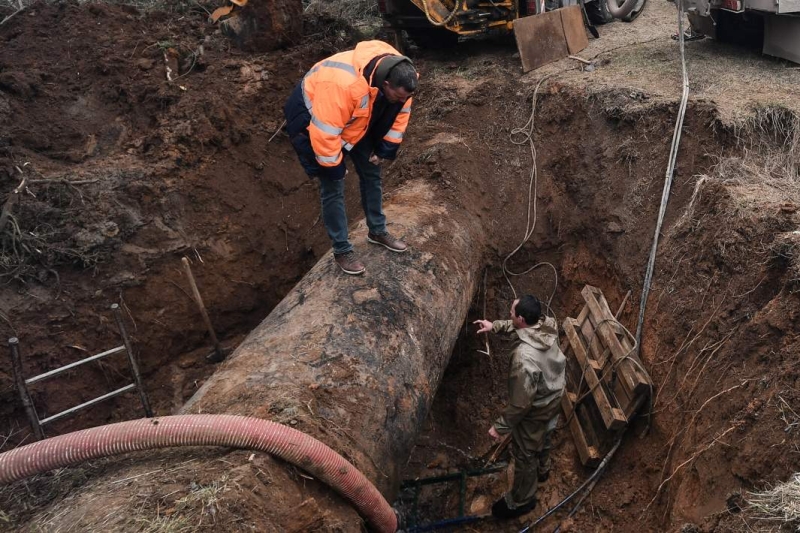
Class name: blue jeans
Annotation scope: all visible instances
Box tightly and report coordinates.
[318,139,387,255]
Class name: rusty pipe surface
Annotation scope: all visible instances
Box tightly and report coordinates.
[180,179,486,493]
[30,179,486,531]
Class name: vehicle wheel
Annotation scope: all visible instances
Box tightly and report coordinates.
[406,27,459,48]
[621,0,647,21]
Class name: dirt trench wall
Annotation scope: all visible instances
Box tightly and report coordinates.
[34,179,486,531]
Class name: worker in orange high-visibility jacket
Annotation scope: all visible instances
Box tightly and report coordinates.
[283,40,418,276]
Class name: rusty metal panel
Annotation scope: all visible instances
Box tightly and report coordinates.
[561,5,589,54]
[513,11,569,72]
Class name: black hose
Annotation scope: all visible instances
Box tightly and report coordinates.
[518,433,625,533]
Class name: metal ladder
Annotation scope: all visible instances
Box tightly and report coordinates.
[8,303,152,441]
[397,462,507,532]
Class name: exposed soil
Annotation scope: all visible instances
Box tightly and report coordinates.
[1,1,799,532]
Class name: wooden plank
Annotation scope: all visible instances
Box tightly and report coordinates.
[575,304,589,324]
[618,333,653,397]
[562,392,601,467]
[612,373,633,417]
[578,307,606,368]
[560,324,583,388]
[581,286,652,396]
[560,5,589,55]
[584,310,636,401]
[578,399,605,452]
[564,318,603,372]
[563,318,627,430]
[513,11,569,73]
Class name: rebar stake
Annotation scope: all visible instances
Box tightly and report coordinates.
[8,337,44,440]
[181,257,226,363]
[111,305,153,417]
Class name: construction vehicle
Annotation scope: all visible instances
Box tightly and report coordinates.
[377,0,645,47]
[682,0,800,63]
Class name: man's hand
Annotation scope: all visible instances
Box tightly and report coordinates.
[474,319,493,334]
[368,154,384,165]
[488,426,501,441]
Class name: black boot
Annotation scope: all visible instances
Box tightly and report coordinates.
[491,498,514,519]
[492,497,538,519]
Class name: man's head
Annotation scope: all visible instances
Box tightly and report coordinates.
[382,61,417,104]
[510,295,542,329]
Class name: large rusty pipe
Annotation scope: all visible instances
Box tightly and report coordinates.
[31,179,486,531]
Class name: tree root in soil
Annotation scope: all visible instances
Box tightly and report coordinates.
[645,421,745,514]
[1,172,103,284]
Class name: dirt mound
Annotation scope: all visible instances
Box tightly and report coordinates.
[0,0,345,449]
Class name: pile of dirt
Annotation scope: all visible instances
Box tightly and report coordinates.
[1,2,799,532]
[0,0,353,446]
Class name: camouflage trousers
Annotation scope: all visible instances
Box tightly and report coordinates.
[505,396,561,509]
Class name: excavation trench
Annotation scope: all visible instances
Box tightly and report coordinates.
[2,35,800,532]
[4,179,488,531]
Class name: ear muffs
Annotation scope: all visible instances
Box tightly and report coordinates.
[373,55,416,89]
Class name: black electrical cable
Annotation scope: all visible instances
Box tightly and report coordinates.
[518,433,625,533]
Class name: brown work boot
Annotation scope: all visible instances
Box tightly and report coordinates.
[334,251,366,275]
[367,232,407,253]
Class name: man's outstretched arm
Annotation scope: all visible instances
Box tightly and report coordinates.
[474,319,515,334]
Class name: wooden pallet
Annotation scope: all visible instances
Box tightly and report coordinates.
[560,285,653,466]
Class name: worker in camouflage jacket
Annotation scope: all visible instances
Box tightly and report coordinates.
[474,294,566,519]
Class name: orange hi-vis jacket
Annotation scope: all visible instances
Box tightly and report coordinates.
[301,40,413,171]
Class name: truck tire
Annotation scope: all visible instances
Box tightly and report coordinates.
[406,27,459,48]
[621,0,646,22]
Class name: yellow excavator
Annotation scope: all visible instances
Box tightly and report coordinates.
[377,0,645,47]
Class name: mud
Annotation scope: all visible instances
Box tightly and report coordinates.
[1,2,799,532]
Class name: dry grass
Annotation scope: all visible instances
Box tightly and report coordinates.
[680,105,800,219]
[522,0,800,124]
[745,474,800,531]
[0,460,110,529]
[135,477,229,533]
[734,106,800,179]
[303,0,382,38]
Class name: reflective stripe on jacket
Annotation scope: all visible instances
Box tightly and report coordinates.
[299,40,413,172]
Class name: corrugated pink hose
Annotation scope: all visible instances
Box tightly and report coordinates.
[0,414,397,532]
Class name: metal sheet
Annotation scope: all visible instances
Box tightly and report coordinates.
[778,0,800,12]
[744,0,779,11]
[561,5,589,54]
[764,15,800,63]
